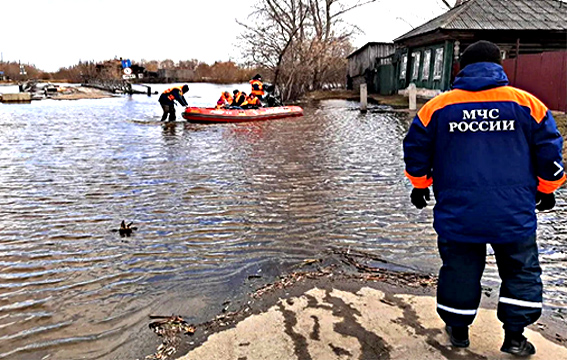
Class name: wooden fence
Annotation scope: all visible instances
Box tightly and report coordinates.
[503,51,567,112]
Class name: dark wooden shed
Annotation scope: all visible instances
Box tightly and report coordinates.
[391,0,567,107]
[346,42,395,93]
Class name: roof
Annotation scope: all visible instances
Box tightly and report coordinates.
[395,0,567,42]
[347,42,394,58]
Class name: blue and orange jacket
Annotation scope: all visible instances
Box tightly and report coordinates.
[159,86,188,106]
[403,62,565,243]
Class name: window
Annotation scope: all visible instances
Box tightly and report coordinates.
[422,50,431,80]
[412,52,421,80]
[400,54,407,80]
[433,48,444,80]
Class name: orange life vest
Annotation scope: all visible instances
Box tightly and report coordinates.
[249,79,264,96]
[233,92,248,107]
[163,86,184,101]
[216,93,233,109]
[247,96,260,106]
[232,92,241,105]
[221,93,233,104]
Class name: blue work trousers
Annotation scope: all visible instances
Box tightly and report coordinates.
[436,235,542,333]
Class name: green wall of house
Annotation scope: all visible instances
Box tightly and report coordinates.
[395,40,454,92]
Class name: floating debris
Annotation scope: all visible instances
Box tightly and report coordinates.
[294,258,323,268]
[331,248,437,288]
[251,265,337,299]
[146,315,195,360]
[111,220,138,237]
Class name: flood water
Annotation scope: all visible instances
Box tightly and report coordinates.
[0,83,565,359]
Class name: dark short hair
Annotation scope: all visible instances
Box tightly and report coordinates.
[460,40,502,69]
[182,84,189,92]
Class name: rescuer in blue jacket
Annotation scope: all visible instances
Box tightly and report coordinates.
[159,84,189,121]
[403,41,565,356]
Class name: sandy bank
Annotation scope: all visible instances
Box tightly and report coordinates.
[169,270,566,360]
[138,250,566,360]
[46,85,117,100]
[178,283,567,360]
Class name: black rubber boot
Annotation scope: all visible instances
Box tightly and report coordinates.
[446,325,470,348]
[501,333,536,357]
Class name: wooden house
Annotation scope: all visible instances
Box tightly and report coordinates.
[392,0,567,103]
[346,42,395,94]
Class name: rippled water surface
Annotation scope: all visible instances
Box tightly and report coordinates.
[0,83,565,359]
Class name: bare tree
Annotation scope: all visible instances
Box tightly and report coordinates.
[238,0,375,101]
[238,0,309,90]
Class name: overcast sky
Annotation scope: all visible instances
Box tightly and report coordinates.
[0,0,456,72]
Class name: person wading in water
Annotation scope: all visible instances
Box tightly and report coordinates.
[159,84,189,122]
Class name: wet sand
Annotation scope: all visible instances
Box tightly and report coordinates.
[139,254,567,360]
[47,86,116,100]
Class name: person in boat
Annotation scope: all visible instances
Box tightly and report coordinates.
[231,91,248,109]
[262,83,282,107]
[216,91,233,109]
[244,93,261,109]
[159,84,189,121]
[249,74,264,101]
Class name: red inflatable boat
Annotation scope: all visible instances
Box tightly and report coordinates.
[182,106,304,123]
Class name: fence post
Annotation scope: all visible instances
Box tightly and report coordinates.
[408,83,417,110]
[360,83,368,113]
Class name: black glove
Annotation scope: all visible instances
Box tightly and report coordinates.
[536,191,555,211]
[411,188,430,209]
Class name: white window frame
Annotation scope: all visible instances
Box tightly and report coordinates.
[400,54,407,80]
[412,52,421,80]
[422,49,431,80]
[433,48,444,80]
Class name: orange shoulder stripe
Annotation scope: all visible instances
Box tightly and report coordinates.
[538,174,566,194]
[417,86,548,127]
[405,170,433,188]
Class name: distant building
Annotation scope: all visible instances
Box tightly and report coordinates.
[391,0,567,109]
[346,42,395,94]
[157,69,195,82]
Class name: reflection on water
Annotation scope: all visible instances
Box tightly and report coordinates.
[0,84,565,359]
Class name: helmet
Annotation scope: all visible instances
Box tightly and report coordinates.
[182,84,189,93]
[253,74,262,80]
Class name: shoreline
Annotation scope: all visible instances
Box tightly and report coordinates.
[0,84,117,101]
[48,86,117,100]
[138,250,567,360]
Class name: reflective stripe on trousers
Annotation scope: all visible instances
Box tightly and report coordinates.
[437,235,542,331]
